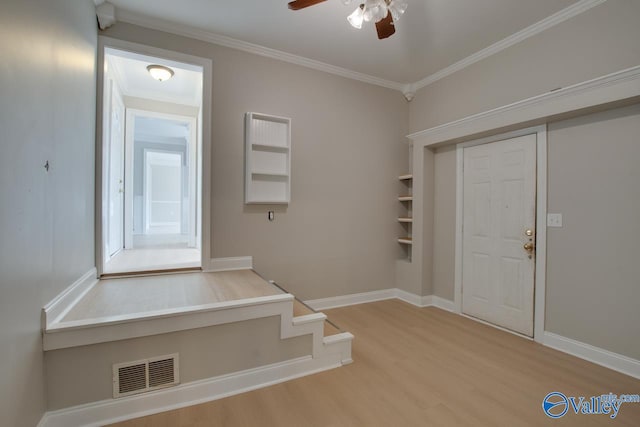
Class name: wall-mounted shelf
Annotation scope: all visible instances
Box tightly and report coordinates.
[398,168,413,261]
[251,171,289,178]
[245,112,291,204]
[251,143,289,152]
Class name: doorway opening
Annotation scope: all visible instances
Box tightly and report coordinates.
[99,44,206,276]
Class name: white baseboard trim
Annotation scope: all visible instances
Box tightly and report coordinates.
[207,256,253,272]
[543,332,640,380]
[305,289,396,310]
[42,268,98,327]
[39,354,343,427]
[395,289,429,307]
[431,296,455,312]
[305,288,455,311]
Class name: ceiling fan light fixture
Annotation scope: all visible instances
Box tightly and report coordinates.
[363,0,389,23]
[146,64,174,82]
[347,5,365,29]
[388,0,408,21]
[374,1,388,22]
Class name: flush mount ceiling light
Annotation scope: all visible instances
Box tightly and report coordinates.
[146,64,174,82]
[288,0,408,39]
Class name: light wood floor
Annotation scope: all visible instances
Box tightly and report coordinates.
[109,299,640,427]
[62,270,283,322]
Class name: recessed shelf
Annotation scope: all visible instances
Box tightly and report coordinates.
[252,171,289,178]
[397,217,413,223]
[245,112,291,204]
[252,143,289,152]
[245,199,289,205]
[398,174,413,181]
[398,195,413,202]
[397,237,413,245]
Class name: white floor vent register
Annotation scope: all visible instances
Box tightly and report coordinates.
[113,354,179,398]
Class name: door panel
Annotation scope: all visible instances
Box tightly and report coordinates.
[462,134,536,336]
[144,151,182,235]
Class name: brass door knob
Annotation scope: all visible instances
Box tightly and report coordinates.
[523,242,535,252]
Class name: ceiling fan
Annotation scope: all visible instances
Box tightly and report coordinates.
[288,0,408,40]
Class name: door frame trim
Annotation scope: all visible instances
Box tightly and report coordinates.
[454,125,547,342]
[96,36,213,276]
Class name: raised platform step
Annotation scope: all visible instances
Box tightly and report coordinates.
[42,269,352,357]
[39,268,352,427]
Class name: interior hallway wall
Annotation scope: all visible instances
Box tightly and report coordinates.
[0,1,97,425]
[103,22,410,300]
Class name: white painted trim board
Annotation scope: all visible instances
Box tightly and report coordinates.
[408,65,640,144]
[44,294,293,351]
[305,288,452,311]
[207,256,253,272]
[42,268,98,328]
[543,332,640,380]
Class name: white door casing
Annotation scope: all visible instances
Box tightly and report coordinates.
[97,36,212,275]
[461,134,536,336]
[107,81,125,258]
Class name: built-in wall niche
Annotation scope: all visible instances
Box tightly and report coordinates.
[245,112,291,204]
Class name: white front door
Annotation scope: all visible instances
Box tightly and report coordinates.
[462,134,536,336]
[107,83,125,257]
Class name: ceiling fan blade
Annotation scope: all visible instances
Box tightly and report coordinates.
[375,11,395,39]
[288,0,327,10]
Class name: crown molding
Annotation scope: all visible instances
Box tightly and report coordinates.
[412,0,608,91]
[116,10,406,93]
[113,0,606,96]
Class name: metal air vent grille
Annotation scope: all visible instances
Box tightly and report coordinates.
[113,353,179,398]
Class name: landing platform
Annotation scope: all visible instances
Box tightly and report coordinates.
[43,269,347,351]
[62,270,283,322]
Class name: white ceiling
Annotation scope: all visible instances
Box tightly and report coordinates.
[106,0,581,84]
[106,48,203,106]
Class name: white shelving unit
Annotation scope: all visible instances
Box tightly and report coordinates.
[245,112,291,204]
[398,173,413,261]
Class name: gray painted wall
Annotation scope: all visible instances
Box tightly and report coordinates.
[45,316,311,410]
[409,0,640,133]
[103,22,410,300]
[409,0,640,359]
[545,104,640,359]
[0,0,97,425]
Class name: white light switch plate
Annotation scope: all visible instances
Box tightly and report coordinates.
[547,213,563,227]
